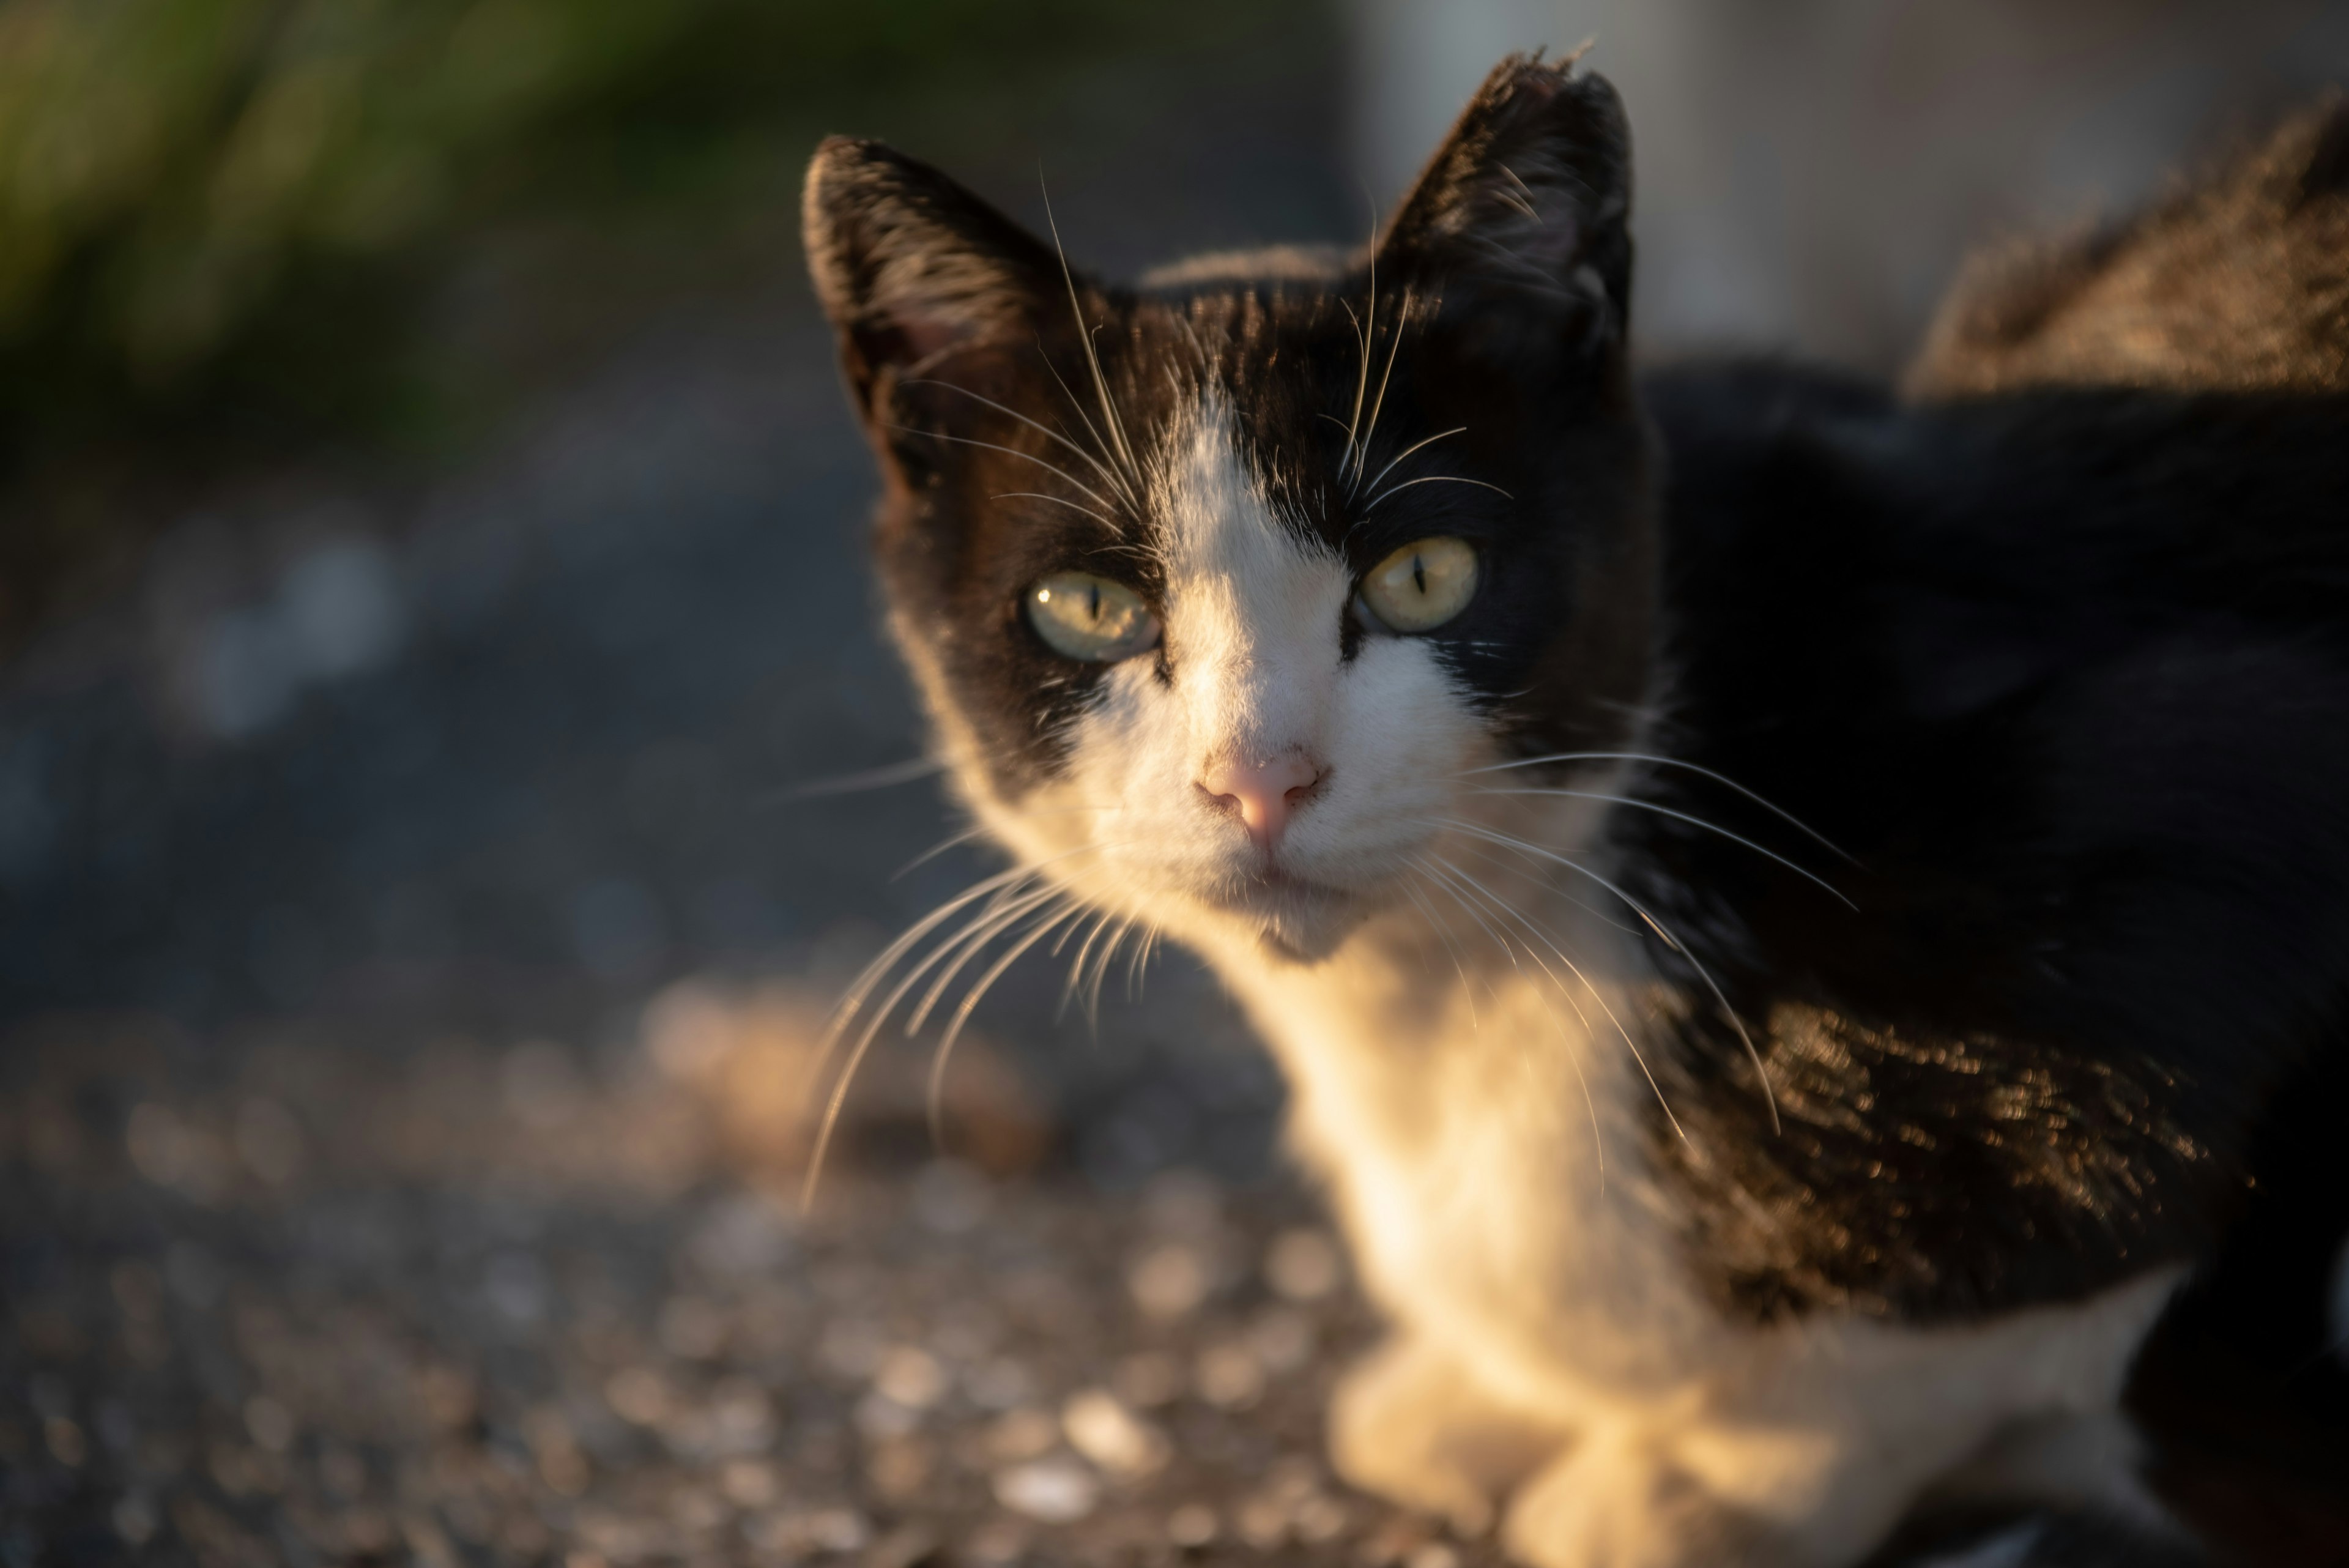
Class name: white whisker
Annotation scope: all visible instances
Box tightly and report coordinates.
[1359,425,1467,500]
[1425,852,1653,1159]
[1472,787,1855,908]
[1437,817,1781,1135]
[992,491,1118,531]
[1463,751,1854,861]
[927,899,1085,1148]
[1365,474,1514,510]
[885,424,1121,515]
[1039,179,1145,496]
[904,377,1136,507]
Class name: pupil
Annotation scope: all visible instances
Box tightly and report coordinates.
[1086,582,1101,622]
[1412,557,1427,595]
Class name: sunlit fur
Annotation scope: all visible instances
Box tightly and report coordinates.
[807,54,2349,1568]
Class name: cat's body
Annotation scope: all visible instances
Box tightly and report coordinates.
[803,58,2349,1568]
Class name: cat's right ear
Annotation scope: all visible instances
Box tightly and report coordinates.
[802,138,1059,421]
[1377,55,1634,380]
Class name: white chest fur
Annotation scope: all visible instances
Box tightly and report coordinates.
[1206,879,1729,1409]
[1195,870,2185,1566]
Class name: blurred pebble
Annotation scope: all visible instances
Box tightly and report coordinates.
[242,1395,295,1454]
[817,1317,883,1380]
[719,1458,777,1509]
[875,1345,948,1409]
[656,1295,727,1359]
[1195,1342,1263,1409]
[962,1518,1030,1564]
[867,1433,934,1499]
[1406,1545,1462,1568]
[1248,1307,1316,1375]
[1266,1227,1342,1301]
[1167,1502,1219,1548]
[1061,1388,1168,1477]
[45,1416,85,1466]
[855,1390,922,1441]
[912,1158,993,1233]
[605,1367,671,1425]
[964,1356,1035,1410]
[233,1098,305,1183]
[993,1455,1101,1523]
[1113,1350,1184,1409]
[1141,1169,1223,1235]
[111,1493,157,1546]
[1127,1243,1210,1319]
[869,1522,943,1568]
[981,1407,1060,1463]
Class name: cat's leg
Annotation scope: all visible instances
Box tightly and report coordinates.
[1329,1332,1571,1536]
[1501,1414,1956,1568]
[1499,1269,2183,1568]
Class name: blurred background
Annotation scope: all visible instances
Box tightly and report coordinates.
[2,1,2345,1564]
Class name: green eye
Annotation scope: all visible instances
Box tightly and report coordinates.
[1358,537,1479,633]
[1026,571,1162,662]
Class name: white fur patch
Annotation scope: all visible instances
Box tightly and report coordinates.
[965,392,1488,962]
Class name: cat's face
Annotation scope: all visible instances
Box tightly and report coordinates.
[807,59,1657,961]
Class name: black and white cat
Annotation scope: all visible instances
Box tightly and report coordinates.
[801,56,2349,1568]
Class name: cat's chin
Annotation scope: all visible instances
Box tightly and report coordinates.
[1195,874,1371,965]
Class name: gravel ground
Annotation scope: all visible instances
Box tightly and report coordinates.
[2,19,2345,1564]
[0,997,1513,1568]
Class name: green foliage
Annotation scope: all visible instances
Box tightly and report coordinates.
[0,0,1175,420]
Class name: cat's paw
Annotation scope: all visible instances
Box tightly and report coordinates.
[1502,1430,1773,1568]
[1329,1336,1565,1536]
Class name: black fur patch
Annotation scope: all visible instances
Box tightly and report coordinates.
[1630,366,2349,1321]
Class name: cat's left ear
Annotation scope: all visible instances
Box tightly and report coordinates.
[802,138,1060,419]
[1378,54,1633,374]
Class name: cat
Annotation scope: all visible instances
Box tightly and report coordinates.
[1908,92,2349,399]
[801,54,2349,1568]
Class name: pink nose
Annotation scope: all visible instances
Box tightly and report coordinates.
[1198,752,1326,852]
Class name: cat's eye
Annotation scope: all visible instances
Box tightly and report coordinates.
[1357,537,1479,633]
[1026,571,1162,662]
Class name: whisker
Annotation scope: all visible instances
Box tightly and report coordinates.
[927,899,1085,1148]
[885,425,1121,515]
[904,377,1136,506]
[1359,425,1467,500]
[1406,852,1523,975]
[1059,908,1121,1019]
[1034,340,1140,511]
[804,843,1107,1208]
[1340,207,1378,481]
[1462,751,1855,862]
[1039,177,1144,492]
[777,755,943,801]
[1426,852,1650,1159]
[1471,788,1855,908]
[1086,915,1137,1028]
[1436,817,1781,1135]
[992,491,1118,532]
[1398,872,1480,1031]
[803,878,1041,1211]
[1451,835,1642,936]
[905,883,1066,1037]
[1365,474,1514,510]
[893,825,989,881]
[1351,288,1411,497]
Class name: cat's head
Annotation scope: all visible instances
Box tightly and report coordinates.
[804,56,1658,962]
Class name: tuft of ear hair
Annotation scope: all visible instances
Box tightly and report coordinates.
[1378,53,1635,370]
[801,138,1061,415]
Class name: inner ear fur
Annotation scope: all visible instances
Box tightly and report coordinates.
[801,138,1064,417]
